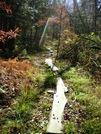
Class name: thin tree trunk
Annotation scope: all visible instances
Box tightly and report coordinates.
[73,0,87,33]
[56,7,62,61]
[94,0,97,35]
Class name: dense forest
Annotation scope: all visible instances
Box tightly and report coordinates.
[0,0,101,133]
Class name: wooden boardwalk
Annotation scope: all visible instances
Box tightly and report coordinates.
[45,58,68,133]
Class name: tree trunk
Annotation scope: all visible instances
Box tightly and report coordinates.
[94,0,97,35]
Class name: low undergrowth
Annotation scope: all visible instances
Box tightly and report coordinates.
[0,54,57,133]
[0,49,101,133]
[61,67,101,134]
[0,56,38,133]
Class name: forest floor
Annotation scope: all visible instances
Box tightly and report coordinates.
[0,45,101,134]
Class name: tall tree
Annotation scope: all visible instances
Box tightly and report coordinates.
[69,0,101,35]
[0,0,19,58]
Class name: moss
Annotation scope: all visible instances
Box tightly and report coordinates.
[64,67,101,133]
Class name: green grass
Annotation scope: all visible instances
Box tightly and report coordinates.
[43,70,57,88]
[63,67,101,134]
[0,55,56,133]
[1,49,101,134]
[64,121,77,134]
[0,85,41,134]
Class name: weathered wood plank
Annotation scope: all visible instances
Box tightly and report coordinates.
[47,77,67,133]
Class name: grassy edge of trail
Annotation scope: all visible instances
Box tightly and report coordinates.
[0,51,101,134]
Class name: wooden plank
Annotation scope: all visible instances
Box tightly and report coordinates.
[47,77,67,133]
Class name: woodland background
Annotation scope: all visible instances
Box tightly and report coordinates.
[0,0,101,55]
[0,0,101,133]
[0,0,101,80]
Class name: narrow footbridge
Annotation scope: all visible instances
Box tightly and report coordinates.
[45,56,68,133]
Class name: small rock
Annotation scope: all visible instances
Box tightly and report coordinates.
[69,104,73,108]
[46,108,50,111]
[51,65,59,71]
[47,90,55,94]
[47,48,51,51]
[49,50,53,53]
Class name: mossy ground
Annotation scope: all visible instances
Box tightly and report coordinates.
[61,66,101,134]
[0,48,101,134]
